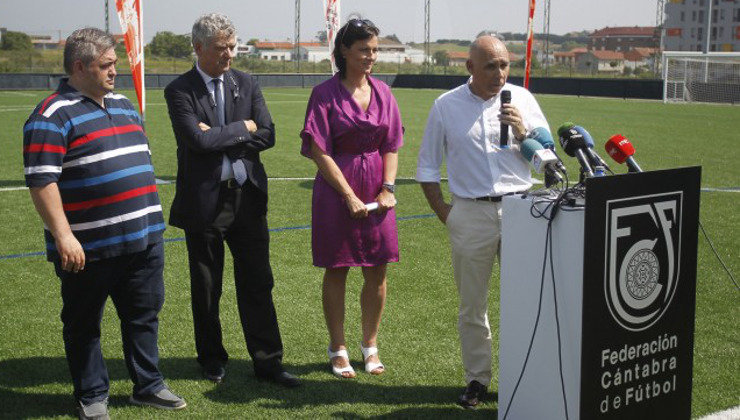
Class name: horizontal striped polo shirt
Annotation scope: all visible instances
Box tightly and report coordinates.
[23,78,165,262]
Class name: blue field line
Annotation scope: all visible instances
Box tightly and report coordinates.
[0,213,437,261]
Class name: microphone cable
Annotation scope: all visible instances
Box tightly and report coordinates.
[503,188,571,420]
[501,207,551,420]
[699,220,739,292]
[548,211,570,420]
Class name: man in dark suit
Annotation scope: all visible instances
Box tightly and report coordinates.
[164,13,299,388]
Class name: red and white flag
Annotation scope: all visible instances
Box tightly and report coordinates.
[524,0,536,89]
[115,0,146,120]
[323,0,341,73]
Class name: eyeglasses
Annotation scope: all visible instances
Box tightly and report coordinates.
[348,18,375,29]
[338,18,377,48]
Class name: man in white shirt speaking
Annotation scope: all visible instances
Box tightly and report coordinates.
[416,35,549,409]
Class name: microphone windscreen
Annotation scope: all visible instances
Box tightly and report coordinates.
[573,125,595,148]
[529,127,555,150]
[558,128,587,157]
[556,122,575,137]
[605,134,635,164]
[520,138,543,162]
[501,90,511,104]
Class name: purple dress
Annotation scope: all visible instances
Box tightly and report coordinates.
[300,74,404,268]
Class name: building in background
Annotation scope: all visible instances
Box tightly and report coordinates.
[298,45,331,63]
[374,38,426,64]
[590,26,660,51]
[623,47,660,69]
[576,50,626,73]
[554,47,588,67]
[664,0,740,52]
[447,51,469,66]
[235,37,255,57]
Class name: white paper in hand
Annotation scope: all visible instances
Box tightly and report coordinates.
[365,198,397,212]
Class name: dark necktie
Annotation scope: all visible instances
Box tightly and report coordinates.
[213,78,247,186]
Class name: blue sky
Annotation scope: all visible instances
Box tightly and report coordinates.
[0,0,657,43]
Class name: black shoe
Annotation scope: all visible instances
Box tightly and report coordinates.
[458,380,487,409]
[202,362,226,384]
[256,370,302,388]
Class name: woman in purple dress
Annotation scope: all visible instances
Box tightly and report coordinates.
[300,19,403,379]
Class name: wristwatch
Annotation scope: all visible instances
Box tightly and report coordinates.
[382,183,396,193]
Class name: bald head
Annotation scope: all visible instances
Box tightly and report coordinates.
[466,35,510,100]
[469,35,508,59]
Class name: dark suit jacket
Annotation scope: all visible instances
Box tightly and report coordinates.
[164,67,275,231]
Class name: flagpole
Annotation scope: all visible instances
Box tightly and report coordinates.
[524,0,536,89]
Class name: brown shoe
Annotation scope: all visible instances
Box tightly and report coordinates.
[458,380,487,409]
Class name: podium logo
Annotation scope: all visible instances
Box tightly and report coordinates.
[605,192,682,331]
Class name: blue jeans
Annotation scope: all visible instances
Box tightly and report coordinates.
[55,242,165,405]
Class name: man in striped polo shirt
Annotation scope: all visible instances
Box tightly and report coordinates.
[23,28,184,419]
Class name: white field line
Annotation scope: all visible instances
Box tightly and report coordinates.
[4,180,738,194]
[3,177,428,191]
[263,92,309,97]
[0,177,543,192]
[0,91,37,97]
[697,405,740,420]
[0,100,308,113]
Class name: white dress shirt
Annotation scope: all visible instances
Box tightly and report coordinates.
[195,63,235,181]
[416,80,549,198]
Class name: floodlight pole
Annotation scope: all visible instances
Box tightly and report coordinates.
[544,0,552,76]
[655,0,665,75]
[704,0,712,82]
[295,0,301,73]
[105,0,110,33]
[424,0,431,73]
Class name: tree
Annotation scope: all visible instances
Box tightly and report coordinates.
[433,50,449,66]
[147,31,191,58]
[247,38,260,46]
[316,31,327,44]
[1,31,33,51]
[115,41,127,57]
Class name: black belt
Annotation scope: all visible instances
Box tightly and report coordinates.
[473,192,525,202]
[222,179,240,189]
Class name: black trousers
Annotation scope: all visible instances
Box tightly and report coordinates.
[184,182,284,375]
[56,242,165,405]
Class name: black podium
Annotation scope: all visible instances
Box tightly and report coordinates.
[499,167,701,419]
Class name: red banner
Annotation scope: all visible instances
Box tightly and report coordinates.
[323,0,341,73]
[115,0,145,120]
[666,28,682,37]
[524,0,536,89]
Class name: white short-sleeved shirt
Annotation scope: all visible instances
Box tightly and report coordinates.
[416,80,548,198]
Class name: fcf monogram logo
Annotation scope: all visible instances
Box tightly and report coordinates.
[605,192,683,331]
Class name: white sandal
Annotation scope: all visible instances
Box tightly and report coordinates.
[328,347,356,378]
[361,345,385,375]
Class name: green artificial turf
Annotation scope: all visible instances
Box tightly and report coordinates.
[0,87,737,418]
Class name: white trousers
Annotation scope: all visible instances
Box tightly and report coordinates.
[446,195,502,386]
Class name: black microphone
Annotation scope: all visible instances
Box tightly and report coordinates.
[500,90,511,149]
[572,125,610,176]
[557,123,594,178]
